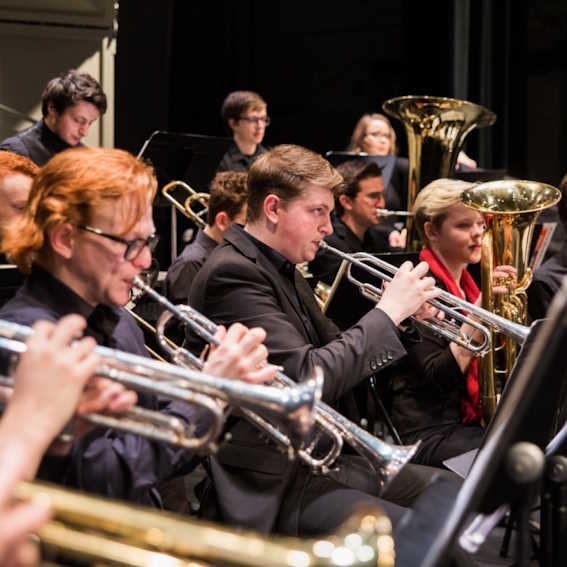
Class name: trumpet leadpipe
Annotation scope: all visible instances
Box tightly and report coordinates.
[375,208,413,218]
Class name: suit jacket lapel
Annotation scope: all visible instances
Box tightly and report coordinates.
[224,226,322,345]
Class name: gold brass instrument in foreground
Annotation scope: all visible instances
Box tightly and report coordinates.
[382,95,496,250]
[0,319,319,452]
[317,241,531,355]
[133,276,419,490]
[461,180,561,423]
[16,481,395,567]
[162,180,210,229]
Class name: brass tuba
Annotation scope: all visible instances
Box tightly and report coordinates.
[460,180,561,423]
[17,481,395,566]
[382,95,496,250]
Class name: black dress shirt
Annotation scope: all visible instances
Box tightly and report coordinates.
[0,266,211,506]
[0,120,77,166]
[217,142,267,173]
[165,229,218,304]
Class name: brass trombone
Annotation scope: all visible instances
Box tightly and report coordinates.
[317,241,531,354]
[162,180,209,229]
[133,277,419,490]
[0,319,320,452]
[15,480,395,566]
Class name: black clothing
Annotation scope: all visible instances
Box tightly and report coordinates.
[0,120,77,166]
[309,215,390,285]
[0,267,210,506]
[386,280,484,468]
[187,224,451,535]
[308,215,390,330]
[216,141,267,173]
[528,242,567,320]
[385,156,409,211]
[165,229,217,304]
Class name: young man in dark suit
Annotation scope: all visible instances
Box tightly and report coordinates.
[0,70,107,166]
[187,144,452,537]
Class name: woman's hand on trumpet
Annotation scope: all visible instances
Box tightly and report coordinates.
[204,323,278,384]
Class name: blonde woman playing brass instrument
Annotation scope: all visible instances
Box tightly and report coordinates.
[0,147,277,511]
[387,179,515,467]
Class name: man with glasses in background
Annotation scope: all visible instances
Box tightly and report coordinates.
[217,90,270,172]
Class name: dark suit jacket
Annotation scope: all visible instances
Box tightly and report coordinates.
[187,224,407,532]
[0,120,75,165]
[528,243,567,320]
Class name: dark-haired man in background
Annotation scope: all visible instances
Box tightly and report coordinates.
[0,69,107,166]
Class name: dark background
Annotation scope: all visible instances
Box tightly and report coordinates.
[116,0,567,188]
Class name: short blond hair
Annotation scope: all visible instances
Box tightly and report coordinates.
[413,178,476,245]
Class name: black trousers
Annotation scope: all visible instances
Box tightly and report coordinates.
[275,455,459,536]
[408,424,484,468]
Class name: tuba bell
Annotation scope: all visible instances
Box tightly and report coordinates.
[460,180,561,423]
[382,95,496,250]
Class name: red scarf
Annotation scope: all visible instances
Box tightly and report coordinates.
[419,247,482,424]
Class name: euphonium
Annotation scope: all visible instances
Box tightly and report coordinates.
[382,95,496,250]
[461,180,561,423]
[18,481,395,567]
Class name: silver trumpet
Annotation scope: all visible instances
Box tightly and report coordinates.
[376,208,413,218]
[133,277,419,491]
[0,319,320,452]
[318,241,530,354]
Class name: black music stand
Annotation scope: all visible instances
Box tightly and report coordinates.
[397,281,567,567]
[137,131,232,268]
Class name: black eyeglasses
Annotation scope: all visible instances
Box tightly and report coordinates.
[77,225,159,261]
[238,116,271,126]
